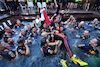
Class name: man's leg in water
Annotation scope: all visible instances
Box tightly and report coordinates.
[54,34,72,57]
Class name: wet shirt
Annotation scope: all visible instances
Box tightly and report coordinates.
[19,33,29,40]
[51,21,60,30]
[30,32,38,39]
[17,45,26,55]
[14,24,24,29]
[3,31,15,38]
[87,21,99,30]
[26,29,32,35]
[77,44,99,55]
[0,48,16,60]
[59,30,66,35]
[42,46,55,55]
[87,21,93,25]
[3,31,15,42]
[42,28,50,32]
[80,35,90,40]
[74,24,85,30]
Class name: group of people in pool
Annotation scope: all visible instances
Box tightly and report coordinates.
[0,7,100,61]
[1,0,100,60]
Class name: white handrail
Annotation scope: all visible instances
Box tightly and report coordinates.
[7,20,12,25]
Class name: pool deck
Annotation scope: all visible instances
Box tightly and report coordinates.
[21,9,100,21]
[0,9,100,35]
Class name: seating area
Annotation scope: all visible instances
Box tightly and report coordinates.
[0,0,99,15]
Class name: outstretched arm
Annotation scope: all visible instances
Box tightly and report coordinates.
[24,41,30,55]
[54,40,62,53]
[64,19,73,29]
[15,46,19,59]
[62,15,72,25]
[48,40,61,46]
[50,14,57,21]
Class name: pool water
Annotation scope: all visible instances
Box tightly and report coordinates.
[0,21,100,67]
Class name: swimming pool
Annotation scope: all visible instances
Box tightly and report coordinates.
[0,21,100,67]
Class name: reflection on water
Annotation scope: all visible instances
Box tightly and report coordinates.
[0,21,100,67]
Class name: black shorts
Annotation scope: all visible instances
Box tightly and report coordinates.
[68,0,74,3]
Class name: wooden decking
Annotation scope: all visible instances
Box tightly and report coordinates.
[20,9,100,21]
[0,9,100,36]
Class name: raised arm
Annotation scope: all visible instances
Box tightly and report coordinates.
[64,19,73,29]
[62,15,72,25]
[15,46,19,59]
[50,14,57,21]
[48,40,61,46]
[24,41,30,55]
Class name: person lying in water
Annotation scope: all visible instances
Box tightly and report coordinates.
[17,38,30,55]
[86,18,100,29]
[74,38,100,55]
[3,27,18,42]
[74,21,85,29]
[14,19,24,29]
[86,18,99,26]
[0,41,18,60]
[41,38,62,55]
[76,30,90,40]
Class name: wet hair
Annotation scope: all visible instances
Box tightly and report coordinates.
[41,38,47,47]
[17,38,25,44]
[97,40,100,46]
